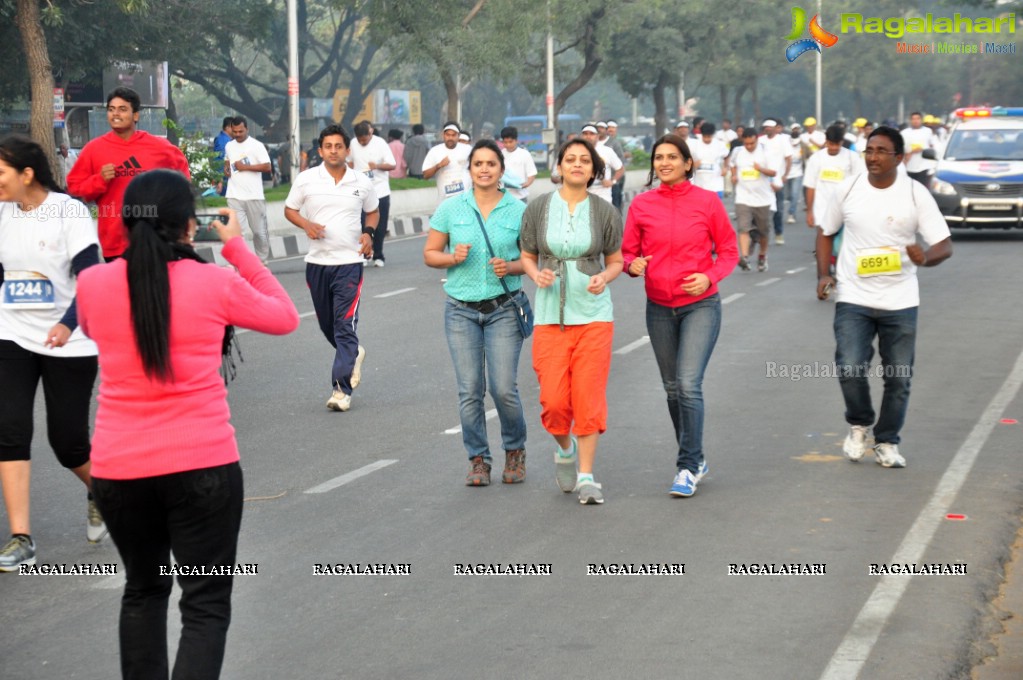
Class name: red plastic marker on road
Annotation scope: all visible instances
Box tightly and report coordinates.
[946,514,967,521]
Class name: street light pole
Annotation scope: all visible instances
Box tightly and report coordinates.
[288,0,300,182]
[815,0,822,124]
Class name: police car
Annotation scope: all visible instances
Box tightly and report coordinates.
[925,106,1023,230]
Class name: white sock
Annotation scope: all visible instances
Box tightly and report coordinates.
[577,473,594,485]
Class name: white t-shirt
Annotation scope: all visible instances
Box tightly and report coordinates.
[715,129,738,146]
[285,165,379,266]
[822,173,950,310]
[759,133,793,190]
[501,146,538,201]
[587,143,623,204]
[423,143,471,202]
[225,137,270,201]
[901,126,934,173]
[348,135,397,199]
[787,135,804,179]
[803,147,866,226]
[731,145,776,208]
[0,193,99,356]
[691,138,730,193]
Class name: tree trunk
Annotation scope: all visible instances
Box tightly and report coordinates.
[166,81,179,145]
[750,78,760,124]
[733,84,748,129]
[442,69,459,124]
[652,83,667,139]
[719,84,729,121]
[16,0,58,181]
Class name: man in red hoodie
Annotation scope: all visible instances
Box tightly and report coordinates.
[67,87,190,259]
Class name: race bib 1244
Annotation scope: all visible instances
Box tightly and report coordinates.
[2,271,55,309]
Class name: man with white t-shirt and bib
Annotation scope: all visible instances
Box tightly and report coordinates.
[730,128,778,272]
[423,122,471,207]
[691,121,730,199]
[349,122,396,267]
[804,124,866,230]
[900,112,935,186]
[816,126,951,469]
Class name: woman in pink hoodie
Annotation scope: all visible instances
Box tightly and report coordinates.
[622,134,739,499]
[78,169,299,679]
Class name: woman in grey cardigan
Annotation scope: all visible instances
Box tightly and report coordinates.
[519,138,624,505]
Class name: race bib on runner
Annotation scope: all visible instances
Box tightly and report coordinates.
[740,168,760,181]
[855,247,902,277]
[444,180,465,196]
[820,167,845,182]
[2,271,56,309]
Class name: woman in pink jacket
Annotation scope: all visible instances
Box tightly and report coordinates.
[622,134,739,499]
[77,169,299,680]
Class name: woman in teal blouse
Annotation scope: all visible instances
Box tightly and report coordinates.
[424,140,529,487]
[520,138,624,505]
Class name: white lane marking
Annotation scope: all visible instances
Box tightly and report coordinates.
[755,277,782,287]
[374,287,416,299]
[93,572,126,590]
[444,409,497,435]
[786,267,807,274]
[820,345,1023,680]
[721,293,745,305]
[304,459,399,494]
[236,310,316,335]
[614,336,650,355]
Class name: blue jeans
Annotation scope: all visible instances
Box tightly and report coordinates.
[785,176,802,217]
[646,295,722,474]
[833,303,917,445]
[445,293,528,461]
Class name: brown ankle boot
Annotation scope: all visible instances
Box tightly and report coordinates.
[502,449,526,484]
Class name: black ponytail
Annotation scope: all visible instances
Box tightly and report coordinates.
[122,170,195,382]
[0,134,62,193]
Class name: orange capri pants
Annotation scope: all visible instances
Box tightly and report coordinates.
[532,322,614,437]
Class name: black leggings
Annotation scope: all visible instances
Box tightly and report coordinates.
[0,339,97,466]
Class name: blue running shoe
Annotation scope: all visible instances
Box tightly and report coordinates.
[669,469,698,497]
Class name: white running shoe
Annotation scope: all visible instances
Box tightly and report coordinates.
[326,390,351,412]
[843,425,870,462]
[350,346,366,389]
[87,498,108,543]
[874,443,906,468]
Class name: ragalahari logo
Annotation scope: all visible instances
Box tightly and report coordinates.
[786,7,839,62]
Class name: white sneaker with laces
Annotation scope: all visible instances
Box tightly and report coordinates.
[87,498,108,543]
[326,389,351,412]
[874,443,906,468]
[843,425,870,461]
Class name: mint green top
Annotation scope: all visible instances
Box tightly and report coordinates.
[430,190,525,301]
[533,192,614,325]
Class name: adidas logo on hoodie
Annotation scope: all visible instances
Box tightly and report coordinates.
[114,156,144,178]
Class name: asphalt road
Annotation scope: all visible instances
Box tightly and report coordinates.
[2,197,1022,680]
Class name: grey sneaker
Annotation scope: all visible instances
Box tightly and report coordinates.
[555,436,578,493]
[874,443,906,468]
[0,535,36,572]
[577,480,604,505]
[326,389,351,412]
[350,345,367,389]
[843,425,870,462]
[87,497,108,543]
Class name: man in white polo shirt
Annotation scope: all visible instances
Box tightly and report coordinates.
[900,111,935,186]
[224,116,273,262]
[349,122,396,267]
[285,125,378,412]
[423,122,472,206]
